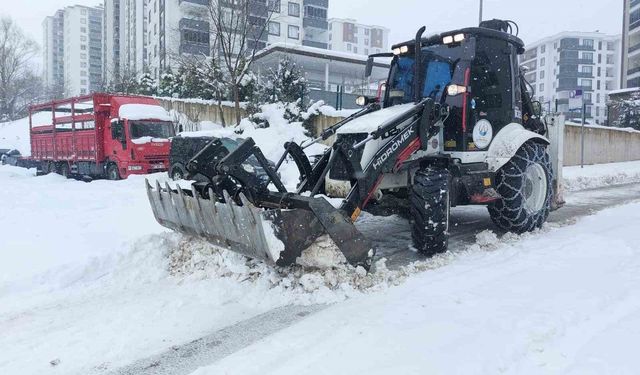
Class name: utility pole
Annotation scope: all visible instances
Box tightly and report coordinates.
[581,97,586,168]
[479,0,484,25]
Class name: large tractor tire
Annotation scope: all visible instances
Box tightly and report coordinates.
[488,142,553,233]
[410,167,450,256]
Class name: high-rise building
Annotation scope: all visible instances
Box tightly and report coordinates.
[42,10,65,92]
[327,18,389,56]
[301,0,329,49]
[103,0,148,84]
[622,0,640,88]
[519,32,621,125]
[43,5,104,97]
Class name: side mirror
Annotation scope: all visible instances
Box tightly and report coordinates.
[365,57,374,78]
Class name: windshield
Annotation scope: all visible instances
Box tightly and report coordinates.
[387,44,469,105]
[129,121,175,140]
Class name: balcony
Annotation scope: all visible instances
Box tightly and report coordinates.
[303,17,328,30]
[304,0,328,7]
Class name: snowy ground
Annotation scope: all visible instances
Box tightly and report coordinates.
[192,202,640,375]
[1,163,640,375]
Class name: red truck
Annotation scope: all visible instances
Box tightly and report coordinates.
[23,93,175,180]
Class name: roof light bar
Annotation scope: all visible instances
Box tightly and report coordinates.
[454,33,465,42]
[443,36,454,44]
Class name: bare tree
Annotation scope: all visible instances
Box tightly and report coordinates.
[0,17,41,120]
[207,0,273,125]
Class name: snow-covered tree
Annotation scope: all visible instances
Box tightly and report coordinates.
[610,92,640,130]
[158,68,181,98]
[138,72,157,96]
[265,57,309,108]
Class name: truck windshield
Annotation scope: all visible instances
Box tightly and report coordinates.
[387,44,467,105]
[129,121,175,140]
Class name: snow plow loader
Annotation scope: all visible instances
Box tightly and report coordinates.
[147,19,565,269]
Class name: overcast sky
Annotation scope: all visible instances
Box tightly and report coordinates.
[3,0,623,52]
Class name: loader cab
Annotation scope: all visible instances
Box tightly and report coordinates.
[382,26,525,152]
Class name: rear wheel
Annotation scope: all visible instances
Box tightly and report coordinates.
[488,142,553,233]
[410,167,450,256]
[60,163,71,179]
[170,163,187,181]
[106,164,121,181]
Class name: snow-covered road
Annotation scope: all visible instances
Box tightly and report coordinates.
[2,164,640,375]
[192,201,640,375]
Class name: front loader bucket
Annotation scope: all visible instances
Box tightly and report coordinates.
[145,180,372,267]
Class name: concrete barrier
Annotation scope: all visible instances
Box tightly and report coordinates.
[157,97,246,126]
[157,98,640,167]
[564,124,640,166]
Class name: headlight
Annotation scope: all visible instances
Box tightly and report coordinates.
[356,96,367,106]
[392,47,402,55]
[447,85,468,96]
[400,45,409,54]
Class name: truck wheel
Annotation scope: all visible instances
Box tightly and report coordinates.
[410,167,450,256]
[488,142,553,233]
[107,164,121,181]
[170,164,187,181]
[60,163,71,179]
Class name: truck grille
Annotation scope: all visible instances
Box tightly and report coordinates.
[144,154,169,161]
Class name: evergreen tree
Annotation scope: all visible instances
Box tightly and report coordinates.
[266,57,309,109]
[158,68,180,97]
[138,72,157,96]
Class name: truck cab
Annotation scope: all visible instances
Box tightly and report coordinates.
[103,97,175,179]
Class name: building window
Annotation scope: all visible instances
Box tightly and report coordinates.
[581,79,592,88]
[268,21,280,36]
[606,54,615,64]
[81,62,87,68]
[365,29,370,36]
[364,48,369,55]
[80,53,87,59]
[81,79,87,85]
[354,47,358,54]
[607,42,615,51]
[81,18,86,24]
[81,45,87,50]
[583,39,594,47]
[81,70,87,77]
[268,0,280,12]
[365,39,369,45]
[347,44,352,51]
[81,89,87,94]
[81,9,87,15]
[81,27,86,33]
[541,44,546,54]
[584,92,592,102]
[288,25,299,39]
[288,2,300,17]
[540,71,545,79]
[582,66,593,74]
[81,36,87,42]
[597,80,601,90]
[540,57,545,66]
[596,93,601,103]
[582,52,593,61]
[539,83,544,92]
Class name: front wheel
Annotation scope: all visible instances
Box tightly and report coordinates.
[488,142,553,233]
[170,163,187,181]
[410,167,450,256]
[106,164,121,181]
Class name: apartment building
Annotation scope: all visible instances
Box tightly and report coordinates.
[327,18,389,56]
[622,0,640,88]
[43,5,104,97]
[42,10,65,91]
[519,32,621,125]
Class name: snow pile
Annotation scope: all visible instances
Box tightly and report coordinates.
[563,160,640,191]
[0,115,32,155]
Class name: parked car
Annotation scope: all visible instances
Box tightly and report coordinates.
[0,149,21,166]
